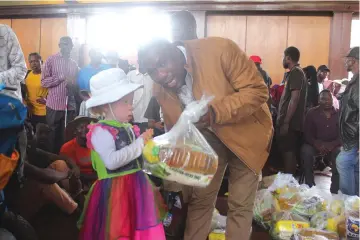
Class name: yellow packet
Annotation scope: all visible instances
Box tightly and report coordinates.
[327,215,345,232]
[274,220,310,233]
[209,231,225,240]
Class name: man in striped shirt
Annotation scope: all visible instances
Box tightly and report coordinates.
[41,36,79,153]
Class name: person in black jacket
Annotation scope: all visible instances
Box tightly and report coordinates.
[303,65,319,109]
[336,46,359,196]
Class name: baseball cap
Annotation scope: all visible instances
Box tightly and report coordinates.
[250,55,262,64]
[345,46,359,60]
[317,65,330,72]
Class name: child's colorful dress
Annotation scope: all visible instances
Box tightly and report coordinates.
[78,120,166,240]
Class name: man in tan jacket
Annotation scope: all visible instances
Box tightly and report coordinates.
[139,37,273,240]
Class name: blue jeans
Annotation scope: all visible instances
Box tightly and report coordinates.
[336,146,359,196]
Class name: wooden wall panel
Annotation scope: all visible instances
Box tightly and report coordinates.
[0,19,12,26]
[246,16,288,84]
[287,16,331,70]
[40,18,67,61]
[12,19,41,68]
[206,15,247,50]
[329,13,352,79]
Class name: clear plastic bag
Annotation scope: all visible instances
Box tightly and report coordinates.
[142,95,218,187]
[253,189,277,229]
[270,211,310,240]
[344,195,360,239]
[210,209,227,232]
[290,228,339,240]
[310,211,337,230]
[291,187,326,218]
[253,173,301,229]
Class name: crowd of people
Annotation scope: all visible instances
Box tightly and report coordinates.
[0,10,358,240]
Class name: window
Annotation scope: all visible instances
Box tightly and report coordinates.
[349,18,359,79]
[86,8,171,60]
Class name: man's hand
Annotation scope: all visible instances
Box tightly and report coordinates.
[71,166,81,178]
[46,169,71,184]
[279,123,289,137]
[195,108,215,130]
[314,141,328,155]
[66,82,76,95]
[153,121,164,130]
[36,97,46,105]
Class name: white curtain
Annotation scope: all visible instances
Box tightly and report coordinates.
[67,14,87,65]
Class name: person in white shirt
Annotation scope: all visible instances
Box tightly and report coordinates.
[127,56,154,133]
[317,65,330,93]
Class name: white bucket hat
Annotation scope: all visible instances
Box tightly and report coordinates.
[86,68,142,109]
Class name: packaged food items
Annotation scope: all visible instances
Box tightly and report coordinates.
[290,228,339,240]
[271,211,310,239]
[344,196,360,239]
[208,230,225,240]
[142,96,218,187]
[271,219,310,239]
[324,193,346,216]
[326,215,345,233]
[276,188,301,211]
[310,211,336,230]
[337,220,346,239]
[253,189,278,228]
[292,188,326,217]
[273,211,310,225]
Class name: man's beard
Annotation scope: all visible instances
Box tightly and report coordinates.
[283,60,288,69]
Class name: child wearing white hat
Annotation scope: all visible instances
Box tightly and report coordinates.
[78,68,166,239]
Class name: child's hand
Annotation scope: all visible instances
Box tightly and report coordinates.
[141,129,154,144]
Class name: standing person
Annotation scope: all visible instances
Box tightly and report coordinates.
[77,49,110,92]
[317,65,330,92]
[78,69,166,239]
[301,89,340,193]
[303,65,319,109]
[337,46,359,196]
[24,53,48,130]
[277,46,307,175]
[41,36,79,154]
[0,24,27,100]
[105,51,119,68]
[171,10,198,42]
[250,55,272,88]
[118,59,130,74]
[139,38,272,240]
[128,51,153,133]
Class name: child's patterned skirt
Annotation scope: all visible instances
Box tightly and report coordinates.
[78,171,166,240]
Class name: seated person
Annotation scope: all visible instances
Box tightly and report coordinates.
[301,89,341,193]
[60,117,98,187]
[27,124,82,187]
[5,154,81,220]
[5,124,84,220]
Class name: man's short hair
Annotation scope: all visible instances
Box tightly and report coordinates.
[284,46,300,62]
[59,36,73,44]
[28,52,42,61]
[320,89,331,96]
[171,10,196,27]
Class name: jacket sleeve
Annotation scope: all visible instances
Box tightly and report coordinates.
[0,25,27,87]
[211,39,269,125]
[41,57,65,88]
